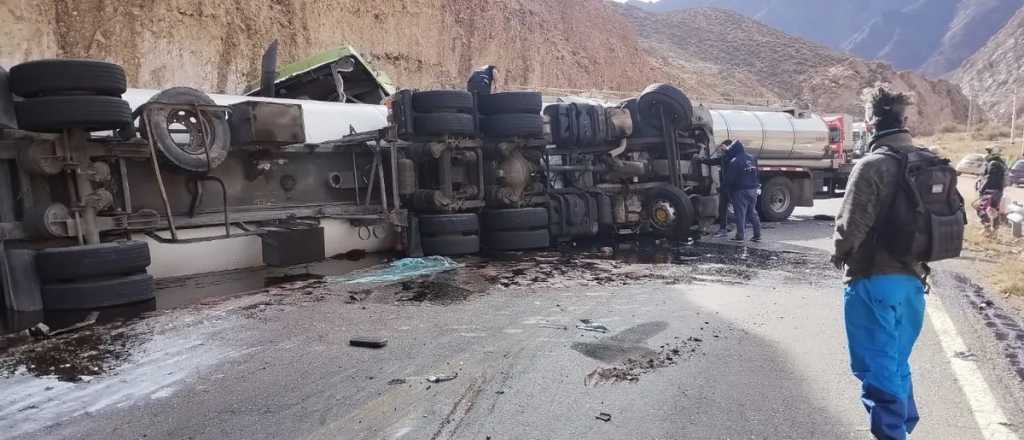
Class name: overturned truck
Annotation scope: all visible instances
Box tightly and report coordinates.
[0,53,780,312]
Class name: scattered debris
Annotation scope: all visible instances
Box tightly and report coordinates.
[538,324,568,330]
[954,351,979,361]
[48,312,100,338]
[331,256,462,284]
[28,323,51,339]
[596,412,612,422]
[813,214,836,221]
[349,336,388,348]
[576,320,610,333]
[426,373,458,383]
[387,378,407,385]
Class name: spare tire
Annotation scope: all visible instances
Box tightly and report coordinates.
[484,229,550,251]
[15,96,132,133]
[36,241,151,283]
[421,234,480,256]
[419,213,479,236]
[141,87,231,174]
[412,90,475,114]
[9,59,127,98]
[481,114,544,138]
[482,207,548,231]
[637,84,693,132]
[42,273,155,311]
[478,92,542,115]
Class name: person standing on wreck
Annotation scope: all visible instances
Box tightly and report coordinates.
[832,85,926,440]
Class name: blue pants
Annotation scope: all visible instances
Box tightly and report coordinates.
[731,189,761,239]
[844,274,926,440]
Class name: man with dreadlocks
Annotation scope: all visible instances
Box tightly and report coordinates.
[832,84,928,440]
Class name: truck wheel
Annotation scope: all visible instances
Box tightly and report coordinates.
[412,90,474,114]
[482,207,548,231]
[758,176,796,222]
[15,96,132,133]
[41,273,155,311]
[141,87,231,174]
[421,235,480,256]
[478,92,542,115]
[413,113,476,137]
[484,229,550,251]
[637,83,693,132]
[645,186,695,240]
[419,213,479,236]
[9,59,127,98]
[480,114,543,138]
[36,241,152,283]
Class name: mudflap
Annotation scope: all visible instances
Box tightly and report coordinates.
[693,195,719,219]
[260,226,326,267]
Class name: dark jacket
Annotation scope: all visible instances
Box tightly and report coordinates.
[833,129,926,283]
[722,141,759,192]
[980,157,1007,193]
[467,66,495,94]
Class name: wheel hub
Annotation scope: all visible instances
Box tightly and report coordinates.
[166,109,206,155]
[651,200,677,229]
[769,189,790,213]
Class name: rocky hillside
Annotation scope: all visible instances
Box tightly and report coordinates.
[616,6,971,135]
[633,0,1023,78]
[626,0,913,49]
[0,0,663,94]
[845,0,1024,76]
[953,7,1024,121]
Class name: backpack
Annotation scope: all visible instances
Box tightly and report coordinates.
[876,146,966,262]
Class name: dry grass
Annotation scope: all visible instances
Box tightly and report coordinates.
[918,129,1018,163]
[963,219,1024,298]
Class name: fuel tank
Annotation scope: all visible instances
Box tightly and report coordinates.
[709,109,829,160]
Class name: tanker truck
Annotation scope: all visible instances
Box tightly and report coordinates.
[705,106,854,221]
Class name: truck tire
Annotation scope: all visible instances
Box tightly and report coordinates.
[480,114,543,138]
[9,59,127,98]
[41,273,155,310]
[141,87,231,174]
[482,207,548,231]
[421,234,480,256]
[412,90,474,114]
[15,96,132,133]
[757,176,796,222]
[637,83,693,132]
[36,241,151,283]
[478,92,542,115]
[619,98,661,138]
[645,185,696,241]
[413,113,476,136]
[484,229,550,251]
[419,213,479,236]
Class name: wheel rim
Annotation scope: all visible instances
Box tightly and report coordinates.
[650,199,677,230]
[166,109,206,155]
[768,188,790,214]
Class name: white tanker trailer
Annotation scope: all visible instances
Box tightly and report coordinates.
[703,106,853,221]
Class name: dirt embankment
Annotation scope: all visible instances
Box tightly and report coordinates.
[0,0,663,95]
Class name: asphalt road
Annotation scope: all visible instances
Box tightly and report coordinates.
[1,199,1022,440]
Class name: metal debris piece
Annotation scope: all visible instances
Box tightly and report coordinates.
[538,324,568,330]
[387,378,407,385]
[596,412,612,422]
[576,322,609,333]
[426,373,458,383]
[28,323,51,339]
[350,336,388,348]
[49,312,100,337]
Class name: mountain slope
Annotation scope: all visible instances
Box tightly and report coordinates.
[952,6,1024,121]
[616,5,970,134]
[626,0,913,49]
[0,0,664,94]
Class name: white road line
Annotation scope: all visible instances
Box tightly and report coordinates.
[927,295,1021,440]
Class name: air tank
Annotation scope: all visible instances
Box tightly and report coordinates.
[710,109,830,160]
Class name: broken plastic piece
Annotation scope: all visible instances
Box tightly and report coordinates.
[426,373,458,383]
[596,412,612,422]
[350,336,388,348]
[330,256,462,284]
